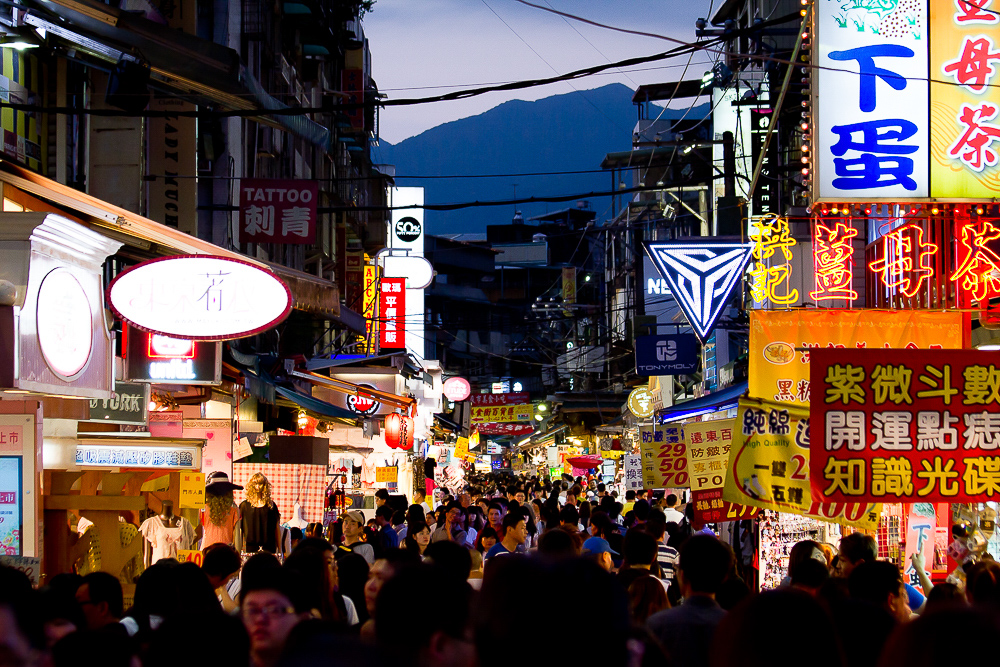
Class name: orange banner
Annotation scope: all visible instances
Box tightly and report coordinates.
[749,310,967,407]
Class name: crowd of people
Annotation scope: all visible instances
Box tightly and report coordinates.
[2,473,1000,667]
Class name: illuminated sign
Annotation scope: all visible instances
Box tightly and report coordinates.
[239,179,317,245]
[870,223,938,298]
[643,240,753,342]
[108,255,292,341]
[75,444,201,469]
[442,377,471,402]
[815,0,929,199]
[362,265,380,355]
[749,214,798,305]
[346,384,381,416]
[35,268,93,379]
[634,334,699,376]
[125,327,221,386]
[627,387,655,419]
[378,278,405,349]
[810,221,858,302]
[952,220,1000,301]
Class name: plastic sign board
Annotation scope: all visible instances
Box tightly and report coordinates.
[85,382,150,425]
[239,179,317,244]
[442,377,471,402]
[36,268,93,378]
[378,278,405,349]
[627,387,655,419]
[634,334,699,376]
[108,255,292,340]
[644,241,753,342]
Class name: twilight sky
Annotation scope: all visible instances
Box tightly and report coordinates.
[364,0,716,144]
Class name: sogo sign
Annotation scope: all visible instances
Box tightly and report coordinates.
[108,256,292,340]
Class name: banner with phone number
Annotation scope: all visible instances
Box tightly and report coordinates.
[722,398,881,530]
[683,420,759,525]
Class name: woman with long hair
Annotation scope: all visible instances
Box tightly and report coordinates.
[628,575,670,625]
[474,526,499,554]
[202,472,242,549]
[239,473,281,554]
[283,538,359,626]
[402,521,432,557]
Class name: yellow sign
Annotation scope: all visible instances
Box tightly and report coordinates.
[684,419,735,492]
[470,404,532,424]
[362,265,381,354]
[749,310,966,407]
[454,436,469,459]
[177,549,203,566]
[722,399,880,530]
[627,387,655,418]
[562,267,576,304]
[376,466,398,483]
[749,214,798,305]
[639,423,686,489]
[603,450,626,459]
[178,472,205,509]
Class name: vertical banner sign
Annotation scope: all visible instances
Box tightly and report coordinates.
[0,457,21,556]
[810,219,859,303]
[930,2,1000,198]
[179,472,205,509]
[639,424,687,489]
[749,310,967,407]
[362,265,381,355]
[378,278,405,349]
[239,180,318,244]
[146,97,197,236]
[684,420,759,524]
[748,214,798,306]
[624,454,643,491]
[815,0,929,199]
[811,349,1000,503]
[749,102,778,216]
[904,503,937,592]
[562,267,577,304]
[722,398,881,529]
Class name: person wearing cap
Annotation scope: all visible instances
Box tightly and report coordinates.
[583,536,618,573]
[202,471,243,549]
[339,510,375,565]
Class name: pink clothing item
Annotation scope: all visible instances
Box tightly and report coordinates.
[201,505,239,548]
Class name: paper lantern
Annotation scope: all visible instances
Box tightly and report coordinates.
[384,413,415,450]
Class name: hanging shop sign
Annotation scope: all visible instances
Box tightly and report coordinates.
[722,398,881,530]
[384,413,414,450]
[477,423,535,436]
[471,392,529,406]
[623,454,643,491]
[381,254,435,290]
[312,372,403,417]
[627,387,656,419]
[749,310,967,407]
[378,278,406,349]
[644,241,753,342]
[85,382,150,425]
[74,443,202,470]
[471,404,532,424]
[749,214,798,306]
[811,348,1000,503]
[346,384,382,416]
[238,179,318,244]
[634,333,699,376]
[442,377,471,402]
[0,457,21,556]
[684,420,760,525]
[453,436,469,459]
[362,265,381,356]
[108,256,292,340]
[639,423,686,489]
[125,327,222,386]
[811,220,859,303]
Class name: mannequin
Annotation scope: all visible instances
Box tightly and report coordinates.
[239,473,282,555]
[139,500,196,566]
[202,471,243,549]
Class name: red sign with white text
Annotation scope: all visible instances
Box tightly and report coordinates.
[379,278,405,349]
[476,423,535,436]
[812,349,1000,503]
[471,392,530,407]
[239,179,317,244]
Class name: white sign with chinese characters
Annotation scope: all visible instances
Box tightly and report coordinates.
[108,255,292,340]
[816,1,929,199]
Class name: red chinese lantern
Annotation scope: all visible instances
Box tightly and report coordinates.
[384,413,415,450]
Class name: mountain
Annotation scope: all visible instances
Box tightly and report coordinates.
[377,83,708,236]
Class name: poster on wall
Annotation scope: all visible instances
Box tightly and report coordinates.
[0,457,22,556]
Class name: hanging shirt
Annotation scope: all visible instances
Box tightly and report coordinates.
[139,517,196,564]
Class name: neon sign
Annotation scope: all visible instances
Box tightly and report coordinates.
[870,223,939,298]
[748,214,798,305]
[148,335,195,359]
[810,221,858,301]
[952,220,1000,301]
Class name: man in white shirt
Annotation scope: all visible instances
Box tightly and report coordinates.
[413,488,433,517]
[663,494,684,525]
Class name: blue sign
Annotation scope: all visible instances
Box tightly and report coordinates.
[634,334,699,376]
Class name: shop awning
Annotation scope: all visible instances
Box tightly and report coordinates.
[24,0,330,149]
[658,382,747,423]
[274,385,358,420]
[0,162,340,317]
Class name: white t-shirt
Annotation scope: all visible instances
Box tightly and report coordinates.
[344,595,360,625]
[663,507,684,525]
[139,517,196,563]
